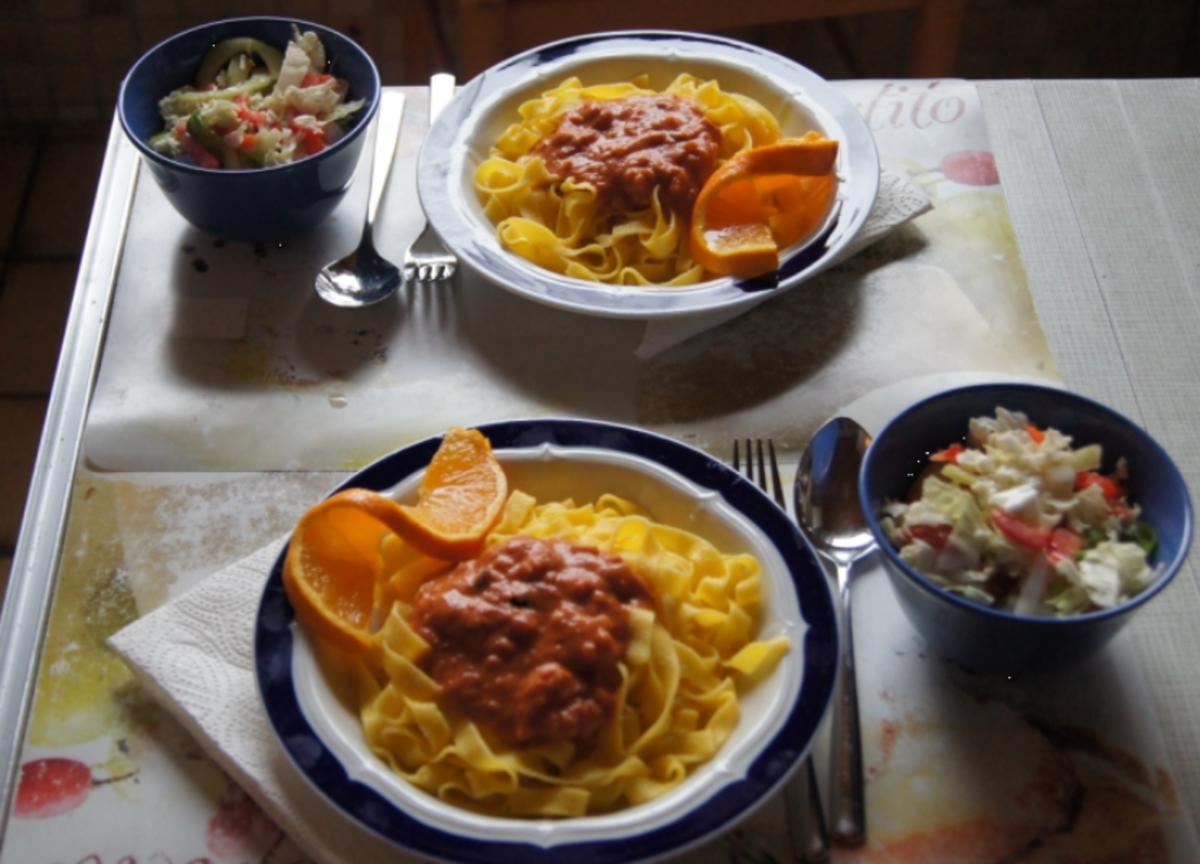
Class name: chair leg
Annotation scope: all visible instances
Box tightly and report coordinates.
[910,0,966,77]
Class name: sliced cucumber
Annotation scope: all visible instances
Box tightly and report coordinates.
[225,53,253,85]
[162,74,274,114]
[195,37,284,86]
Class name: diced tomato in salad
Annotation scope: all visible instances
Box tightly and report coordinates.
[181,134,219,169]
[929,443,965,463]
[234,95,272,127]
[1075,470,1120,502]
[991,509,1050,549]
[908,523,953,549]
[1046,527,1084,562]
[290,117,326,154]
[148,29,363,170]
[880,407,1159,617]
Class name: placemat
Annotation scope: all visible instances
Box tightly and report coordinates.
[84,81,1055,472]
[107,459,1199,863]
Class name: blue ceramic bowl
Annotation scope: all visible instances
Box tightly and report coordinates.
[859,382,1193,674]
[256,418,838,862]
[119,17,379,242]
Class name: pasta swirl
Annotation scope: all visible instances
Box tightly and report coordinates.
[475,74,782,286]
[358,490,788,817]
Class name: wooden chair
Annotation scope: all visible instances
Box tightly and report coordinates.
[447,0,966,79]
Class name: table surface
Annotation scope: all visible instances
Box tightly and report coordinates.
[0,77,1198,861]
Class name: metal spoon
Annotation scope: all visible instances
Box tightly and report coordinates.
[794,416,875,846]
[315,89,407,307]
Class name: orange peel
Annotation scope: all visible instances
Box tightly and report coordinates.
[389,426,508,560]
[690,133,839,278]
[283,427,508,654]
[283,488,393,655]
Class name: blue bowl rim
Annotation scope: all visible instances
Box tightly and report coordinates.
[254,417,839,863]
[118,15,381,177]
[858,381,1194,628]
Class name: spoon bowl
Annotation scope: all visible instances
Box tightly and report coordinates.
[315,89,406,307]
[797,418,875,560]
[315,235,401,307]
[795,415,874,846]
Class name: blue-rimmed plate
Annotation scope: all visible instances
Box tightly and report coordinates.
[256,419,837,863]
[417,31,879,319]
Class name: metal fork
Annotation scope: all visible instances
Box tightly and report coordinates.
[404,72,458,284]
[733,439,831,864]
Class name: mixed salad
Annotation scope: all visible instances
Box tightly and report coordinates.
[882,407,1159,617]
[148,27,363,169]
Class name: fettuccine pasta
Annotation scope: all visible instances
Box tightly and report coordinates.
[475,74,782,286]
[358,490,788,817]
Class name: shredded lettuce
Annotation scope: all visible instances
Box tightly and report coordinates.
[883,407,1158,617]
[150,27,357,170]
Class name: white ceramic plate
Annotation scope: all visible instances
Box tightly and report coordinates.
[417,30,879,319]
[256,419,837,863]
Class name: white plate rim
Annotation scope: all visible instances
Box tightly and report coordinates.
[254,418,838,863]
[416,30,880,320]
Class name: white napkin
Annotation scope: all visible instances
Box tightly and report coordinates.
[108,538,415,864]
[635,168,931,358]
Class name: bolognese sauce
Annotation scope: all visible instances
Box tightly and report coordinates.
[533,94,721,216]
[410,535,652,749]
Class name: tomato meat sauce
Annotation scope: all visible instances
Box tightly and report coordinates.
[410,535,653,749]
[533,94,721,216]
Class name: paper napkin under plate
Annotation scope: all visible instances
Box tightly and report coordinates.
[635,167,931,358]
[108,538,416,863]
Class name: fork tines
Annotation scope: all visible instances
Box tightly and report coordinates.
[731,437,831,862]
[405,261,456,283]
[733,438,786,508]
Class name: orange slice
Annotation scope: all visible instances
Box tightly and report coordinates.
[283,488,393,655]
[690,133,839,278]
[283,428,508,653]
[390,426,508,560]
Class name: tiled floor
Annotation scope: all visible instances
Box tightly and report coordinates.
[0,123,110,600]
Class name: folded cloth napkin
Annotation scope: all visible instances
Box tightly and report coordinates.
[635,167,931,358]
[108,538,415,863]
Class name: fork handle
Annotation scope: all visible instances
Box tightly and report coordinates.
[428,72,455,123]
[366,90,405,229]
[793,756,830,861]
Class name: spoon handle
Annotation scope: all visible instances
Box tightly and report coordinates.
[365,90,406,229]
[830,558,865,845]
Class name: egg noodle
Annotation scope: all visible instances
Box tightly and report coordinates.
[356,489,789,817]
[474,74,782,286]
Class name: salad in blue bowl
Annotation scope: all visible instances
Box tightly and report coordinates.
[860,383,1192,673]
[119,17,379,242]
